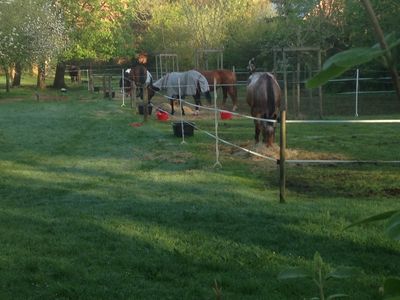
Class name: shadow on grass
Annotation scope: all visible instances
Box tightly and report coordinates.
[0,165,398,299]
[0,99,399,299]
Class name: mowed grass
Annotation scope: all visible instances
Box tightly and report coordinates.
[0,87,399,299]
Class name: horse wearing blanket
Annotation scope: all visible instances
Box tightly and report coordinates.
[152,70,211,115]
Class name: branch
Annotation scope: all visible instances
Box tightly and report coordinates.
[360,0,400,101]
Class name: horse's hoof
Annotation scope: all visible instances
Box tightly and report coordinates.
[232,105,238,111]
[193,111,199,116]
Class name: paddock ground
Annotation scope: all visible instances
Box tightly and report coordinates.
[0,89,399,299]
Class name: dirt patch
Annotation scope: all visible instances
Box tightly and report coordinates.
[151,98,230,121]
[153,102,200,118]
[0,97,32,104]
[221,141,347,162]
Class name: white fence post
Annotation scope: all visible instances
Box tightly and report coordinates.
[355,69,360,117]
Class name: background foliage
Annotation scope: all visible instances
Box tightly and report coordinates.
[1,0,399,84]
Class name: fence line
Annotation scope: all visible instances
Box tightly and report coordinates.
[149,87,400,162]
[149,93,278,163]
[128,80,400,203]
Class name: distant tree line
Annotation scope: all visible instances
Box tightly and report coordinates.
[0,0,398,91]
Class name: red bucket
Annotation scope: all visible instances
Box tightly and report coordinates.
[220,111,233,120]
[156,111,169,121]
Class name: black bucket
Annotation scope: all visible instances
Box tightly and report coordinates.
[138,103,153,115]
[172,121,195,137]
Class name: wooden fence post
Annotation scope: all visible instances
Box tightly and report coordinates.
[131,82,136,111]
[102,76,106,98]
[108,76,112,100]
[143,85,148,122]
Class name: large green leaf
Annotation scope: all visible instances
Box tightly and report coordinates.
[306,64,347,89]
[306,34,400,89]
[324,47,385,69]
[277,267,311,280]
[385,212,400,240]
[306,47,385,88]
[383,277,400,299]
[326,267,360,280]
[344,210,400,230]
[372,32,400,50]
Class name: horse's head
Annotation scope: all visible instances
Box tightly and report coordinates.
[132,64,148,87]
[196,72,212,104]
[265,124,275,147]
[204,90,212,104]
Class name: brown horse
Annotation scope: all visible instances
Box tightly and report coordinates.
[246,72,281,147]
[129,64,155,103]
[199,69,238,111]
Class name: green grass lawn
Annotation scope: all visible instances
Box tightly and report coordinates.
[0,86,399,299]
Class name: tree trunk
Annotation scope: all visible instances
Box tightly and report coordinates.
[89,62,94,92]
[5,66,10,92]
[53,61,67,89]
[12,62,22,87]
[37,62,46,90]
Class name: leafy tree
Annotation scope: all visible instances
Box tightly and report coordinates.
[135,0,191,64]
[307,0,400,101]
[138,0,274,69]
[0,0,65,91]
[52,0,137,88]
[223,0,274,69]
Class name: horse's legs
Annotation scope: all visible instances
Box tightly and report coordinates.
[170,99,175,115]
[254,120,261,144]
[222,87,228,108]
[136,86,144,100]
[227,86,238,111]
[180,97,185,115]
[147,86,155,104]
[193,94,201,115]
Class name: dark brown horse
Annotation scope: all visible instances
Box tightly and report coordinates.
[127,64,155,103]
[246,72,281,147]
[199,69,238,111]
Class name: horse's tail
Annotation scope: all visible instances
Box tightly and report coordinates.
[266,73,275,121]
